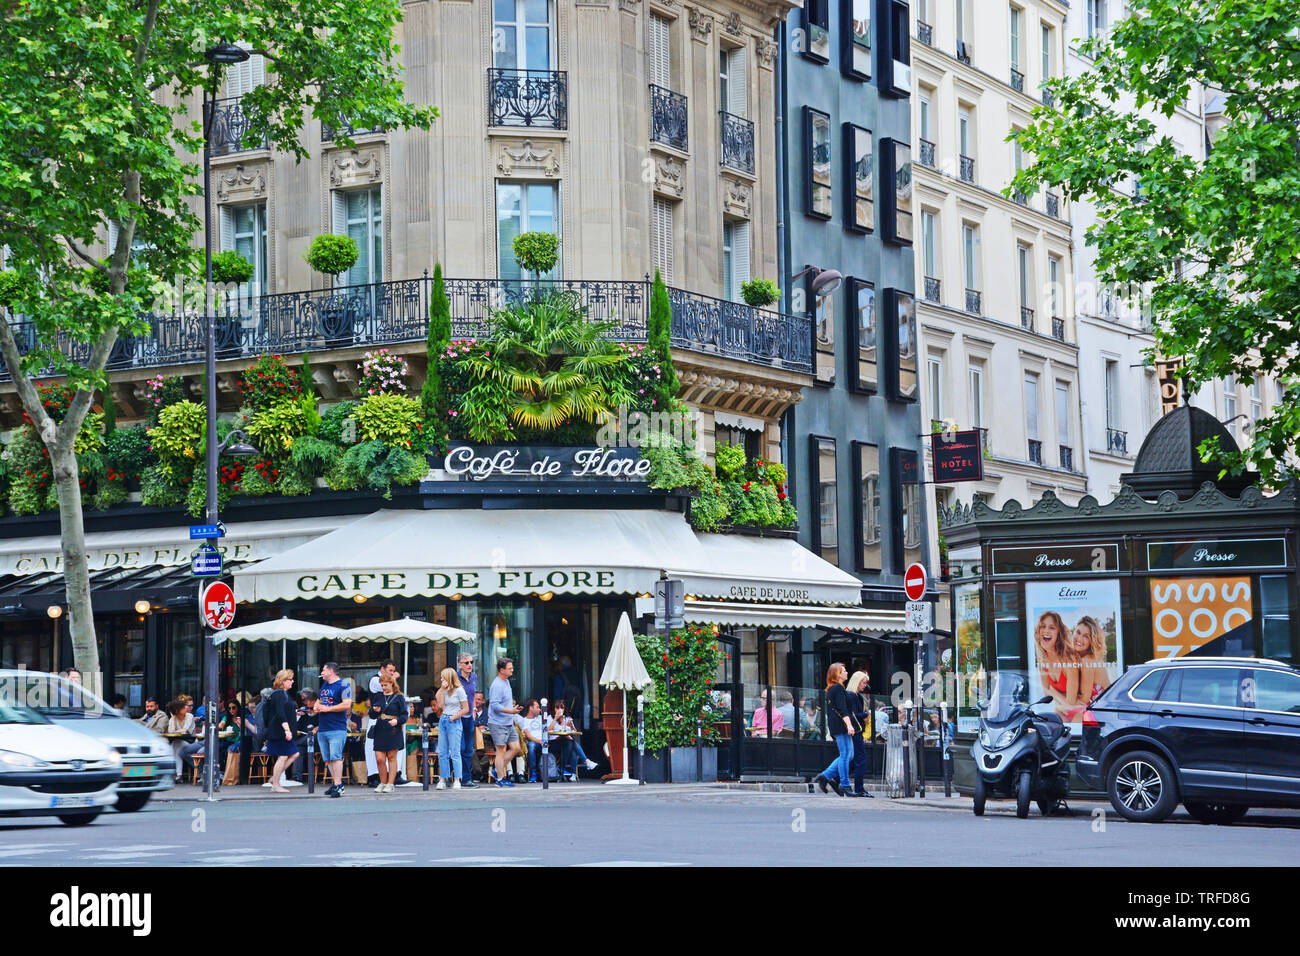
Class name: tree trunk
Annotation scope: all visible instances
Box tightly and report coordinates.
[49,434,101,697]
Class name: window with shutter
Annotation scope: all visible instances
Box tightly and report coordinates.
[225,51,266,98]
[652,198,674,283]
[726,47,747,117]
[650,15,671,89]
[730,220,750,299]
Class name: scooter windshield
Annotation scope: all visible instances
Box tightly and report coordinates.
[984,671,1031,723]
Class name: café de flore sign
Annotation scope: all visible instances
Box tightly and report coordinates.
[435,444,651,482]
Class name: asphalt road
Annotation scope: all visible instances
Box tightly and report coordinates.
[2,785,1298,866]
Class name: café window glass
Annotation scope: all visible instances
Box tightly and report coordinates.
[842,0,872,79]
[456,599,537,700]
[1261,575,1293,663]
[844,124,874,231]
[848,277,877,392]
[886,288,917,401]
[854,442,882,572]
[880,138,913,244]
[993,583,1024,669]
[810,436,839,566]
[813,272,835,384]
[805,108,832,219]
[803,0,830,62]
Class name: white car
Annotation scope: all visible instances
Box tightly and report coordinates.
[0,698,121,826]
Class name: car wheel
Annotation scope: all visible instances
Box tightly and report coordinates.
[972,774,986,816]
[114,792,152,813]
[58,810,102,827]
[1015,770,1032,819]
[1184,801,1249,825]
[1107,750,1178,823]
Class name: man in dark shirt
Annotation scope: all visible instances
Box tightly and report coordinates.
[314,662,352,797]
[457,651,479,788]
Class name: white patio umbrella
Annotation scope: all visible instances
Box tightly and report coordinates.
[599,611,653,785]
[213,615,350,669]
[342,616,476,688]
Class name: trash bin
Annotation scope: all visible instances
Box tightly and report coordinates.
[883,724,905,797]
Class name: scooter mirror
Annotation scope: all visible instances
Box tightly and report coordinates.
[1035,695,1052,705]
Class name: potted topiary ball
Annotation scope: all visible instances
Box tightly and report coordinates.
[740,278,781,309]
[511,231,560,282]
[304,234,361,346]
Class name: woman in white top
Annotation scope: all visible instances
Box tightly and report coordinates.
[166,699,196,780]
[547,699,597,781]
[435,668,468,790]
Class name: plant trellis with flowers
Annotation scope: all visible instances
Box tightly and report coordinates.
[632,624,725,750]
[357,348,409,396]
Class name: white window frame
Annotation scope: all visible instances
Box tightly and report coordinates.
[1055,380,1071,447]
[1009,5,1022,72]
[921,210,937,279]
[495,180,561,282]
[1024,371,1040,441]
[332,187,383,287]
[493,0,556,72]
[723,219,750,302]
[927,353,944,420]
[963,223,979,292]
[969,362,985,428]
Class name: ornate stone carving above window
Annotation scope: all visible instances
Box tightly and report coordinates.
[722,12,743,36]
[756,38,777,70]
[496,139,562,178]
[215,163,268,204]
[654,154,685,198]
[328,148,383,188]
[688,7,713,42]
[722,176,753,219]
[617,0,640,10]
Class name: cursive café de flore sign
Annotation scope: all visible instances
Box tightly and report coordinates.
[434,444,652,482]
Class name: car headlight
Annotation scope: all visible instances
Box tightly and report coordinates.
[103,751,122,766]
[0,750,53,771]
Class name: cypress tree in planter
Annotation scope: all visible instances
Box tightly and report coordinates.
[648,269,679,409]
[421,263,452,447]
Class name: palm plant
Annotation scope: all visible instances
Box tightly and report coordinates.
[459,292,630,441]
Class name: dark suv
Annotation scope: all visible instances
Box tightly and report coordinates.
[1076,657,1300,824]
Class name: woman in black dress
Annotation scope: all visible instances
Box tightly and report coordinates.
[369,674,407,793]
[266,669,300,793]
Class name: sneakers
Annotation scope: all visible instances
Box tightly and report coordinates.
[452,780,461,790]
[325,783,342,798]
[585,759,598,771]
[527,774,537,784]
[435,779,446,791]
[495,778,514,788]
[462,780,479,789]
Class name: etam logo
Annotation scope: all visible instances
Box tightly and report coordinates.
[50,887,151,936]
[1034,553,1074,567]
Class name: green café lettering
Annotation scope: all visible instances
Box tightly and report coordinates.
[11,544,253,574]
[296,568,618,595]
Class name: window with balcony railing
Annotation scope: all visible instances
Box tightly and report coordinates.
[1059,444,1073,471]
[965,288,982,314]
[488,69,568,129]
[1051,316,1065,341]
[1010,68,1025,93]
[919,138,936,168]
[719,111,754,174]
[959,155,975,182]
[210,98,267,156]
[650,84,689,152]
[1028,438,1042,464]
[1041,87,1055,107]
[1020,306,1034,331]
[321,118,384,142]
[924,276,941,303]
[1046,192,1060,218]
[1106,428,1128,455]
[917,20,933,45]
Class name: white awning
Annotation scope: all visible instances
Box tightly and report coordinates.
[682,600,908,632]
[232,509,703,603]
[670,532,865,606]
[231,509,868,608]
[0,516,343,577]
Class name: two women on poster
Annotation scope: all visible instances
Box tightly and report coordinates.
[1026,580,1124,726]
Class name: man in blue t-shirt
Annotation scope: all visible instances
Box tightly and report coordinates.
[314,662,352,797]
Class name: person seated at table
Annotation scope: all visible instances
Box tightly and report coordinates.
[167,699,197,781]
[218,699,243,770]
[800,697,820,738]
[749,688,785,738]
[547,699,598,781]
[518,699,547,783]
[776,691,797,734]
[138,696,168,734]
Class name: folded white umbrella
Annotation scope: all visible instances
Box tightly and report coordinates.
[599,612,652,786]
[342,616,475,644]
[214,616,348,645]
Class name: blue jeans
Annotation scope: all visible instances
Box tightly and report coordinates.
[437,715,463,782]
[460,715,475,776]
[526,741,560,780]
[824,734,853,788]
[560,737,589,774]
[824,734,867,791]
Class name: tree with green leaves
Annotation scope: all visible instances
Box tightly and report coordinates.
[0,1,436,688]
[421,263,451,432]
[648,269,679,410]
[1010,0,1298,484]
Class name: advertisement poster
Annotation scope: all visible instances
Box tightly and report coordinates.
[1149,576,1252,658]
[1025,579,1124,726]
[954,584,985,732]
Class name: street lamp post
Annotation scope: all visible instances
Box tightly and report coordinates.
[200,41,252,802]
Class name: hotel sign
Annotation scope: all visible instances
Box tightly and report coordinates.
[930,430,984,483]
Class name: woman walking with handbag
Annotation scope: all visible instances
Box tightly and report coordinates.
[812,663,855,796]
[266,670,300,793]
[369,673,406,793]
[435,668,468,790]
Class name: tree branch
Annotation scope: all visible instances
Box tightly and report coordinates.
[0,313,57,443]
[65,238,107,271]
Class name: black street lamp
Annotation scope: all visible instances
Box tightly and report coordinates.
[200,41,253,802]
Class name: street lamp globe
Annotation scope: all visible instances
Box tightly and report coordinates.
[205,42,250,66]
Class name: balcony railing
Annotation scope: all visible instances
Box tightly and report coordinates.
[210,97,267,156]
[959,154,975,183]
[321,118,384,142]
[488,69,568,129]
[1012,189,1028,205]
[919,138,936,168]
[1041,87,1055,107]
[1051,316,1066,341]
[956,40,972,65]
[923,276,941,303]
[720,111,754,174]
[1106,427,1128,455]
[917,20,933,46]
[650,85,689,152]
[1059,444,1073,471]
[1020,306,1034,331]
[1,276,814,381]
[965,288,982,314]
[1028,439,1042,465]
[1046,191,1060,218]
[1010,68,1025,93]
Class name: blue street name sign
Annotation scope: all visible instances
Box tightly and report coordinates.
[189,524,225,540]
[191,544,223,577]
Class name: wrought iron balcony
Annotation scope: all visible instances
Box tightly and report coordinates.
[488,69,568,129]
[923,276,941,303]
[1041,87,1055,107]
[1,276,814,381]
[1012,189,1028,205]
[1046,191,1060,218]
[1020,306,1034,331]
[1051,316,1066,341]
[1106,427,1128,455]
[650,84,688,152]
[1059,444,1073,471]
[720,111,754,174]
[321,118,384,142]
[959,154,975,183]
[916,20,933,46]
[1028,439,1042,465]
[965,288,982,314]
[210,97,267,156]
[919,138,936,168]
[956,40,972,65]
[1010,68,1025,93]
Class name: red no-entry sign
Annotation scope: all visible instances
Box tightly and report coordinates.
[904,563,928,601]
[200,581,236,631]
